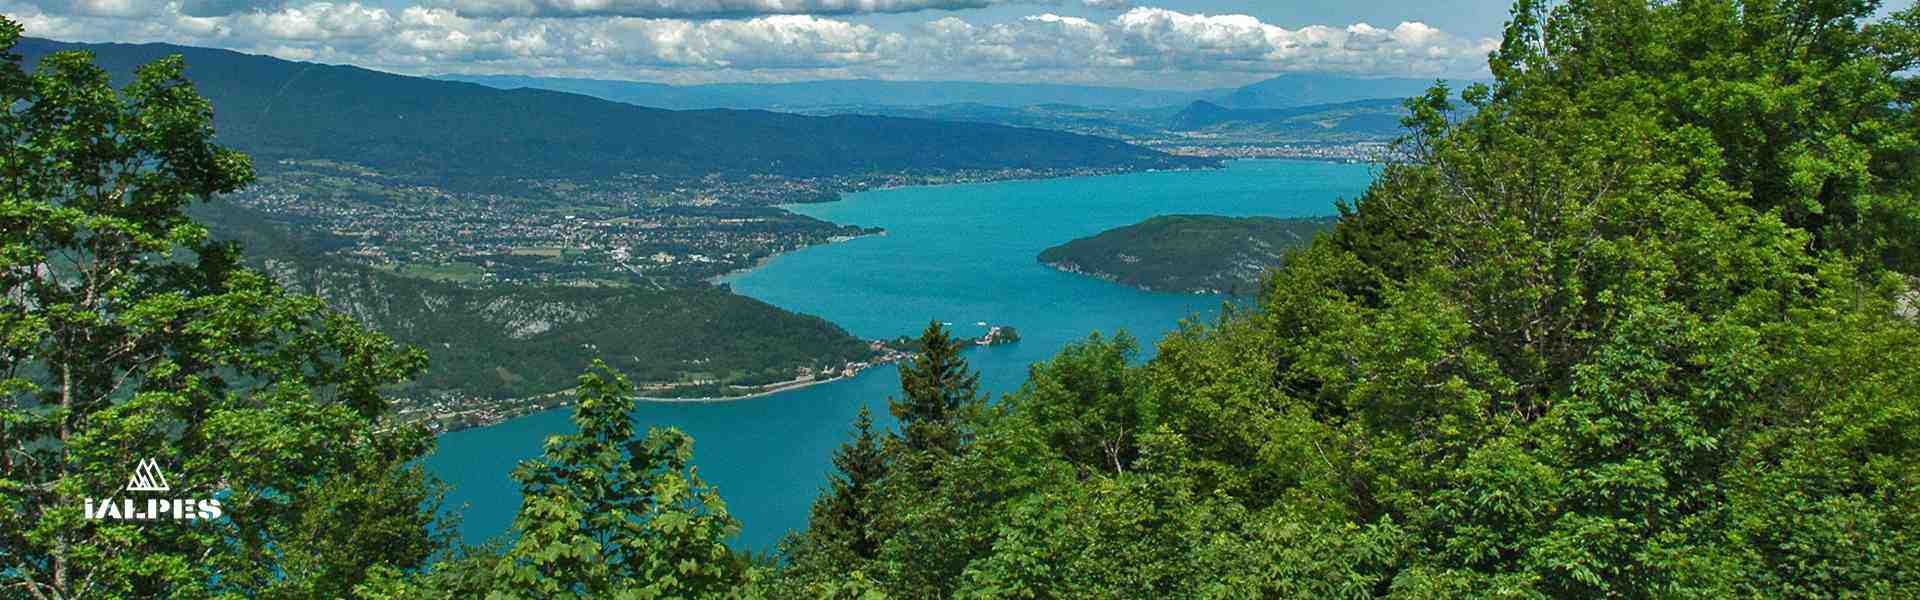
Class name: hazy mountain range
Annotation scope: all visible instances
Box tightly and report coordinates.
[18,38,1208,180]
[436,75,1230,111]
[438,72,1477,112]
[436,71,1479,147]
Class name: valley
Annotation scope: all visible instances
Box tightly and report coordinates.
[6,36,1433,439]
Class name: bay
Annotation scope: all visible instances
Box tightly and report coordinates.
[426,159,1375,552]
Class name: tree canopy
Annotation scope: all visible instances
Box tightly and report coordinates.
[762,0,1920,596]
[0,18,446,598]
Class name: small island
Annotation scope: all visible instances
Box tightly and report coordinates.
[980,325,1020,345]
[1039,214,1335,295]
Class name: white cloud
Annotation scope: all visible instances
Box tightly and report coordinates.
[0,1,1495,86]
[22,0,157,17]
[438,0,1017,19]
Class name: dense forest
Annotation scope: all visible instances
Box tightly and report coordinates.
[5,0,1920,597]
[1038,214,1336,295]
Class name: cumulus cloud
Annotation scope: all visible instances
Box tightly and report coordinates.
[0,1,1494,86]
[439,0,1020,19]
[903,8,1492,79]
[176,0,292,17]
[22,0,159,17]
[435,0,1137,19]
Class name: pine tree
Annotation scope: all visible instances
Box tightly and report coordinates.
[889,320,981,456]
[814,406,888,560]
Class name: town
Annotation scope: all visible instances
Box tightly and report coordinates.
[1157,141,1394,163]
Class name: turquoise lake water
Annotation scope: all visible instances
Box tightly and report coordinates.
[426,159,1375,552]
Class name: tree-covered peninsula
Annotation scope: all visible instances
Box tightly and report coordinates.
[1038,214,1335,295]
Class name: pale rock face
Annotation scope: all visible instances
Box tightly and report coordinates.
[480,296,593,340]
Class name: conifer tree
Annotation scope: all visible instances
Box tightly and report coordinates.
[773,406,892,595]
[888,320,980,456]
[812,406,888,560]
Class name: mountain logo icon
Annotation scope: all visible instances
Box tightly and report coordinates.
[125,458,170,493]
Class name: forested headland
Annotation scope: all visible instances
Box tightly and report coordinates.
[4,0,1919,597]
[1038,214,1336,295]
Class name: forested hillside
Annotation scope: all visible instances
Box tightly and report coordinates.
[758,0,1920,596]
[14,38,1210,180]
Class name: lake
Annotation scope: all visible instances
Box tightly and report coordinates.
[426,159,1375,552]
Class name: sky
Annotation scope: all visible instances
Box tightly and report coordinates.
[1,0,1521,89]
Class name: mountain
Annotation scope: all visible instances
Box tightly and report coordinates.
[437,74,1227,111]
[795,102,1175,140]
[804,99,1411,145]
[1169,99,1408,137]
[1223,73,1476,109]
[18,38,1211,180]
[1038,214,1336,295]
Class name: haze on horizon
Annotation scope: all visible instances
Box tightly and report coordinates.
[0,0,1518,89]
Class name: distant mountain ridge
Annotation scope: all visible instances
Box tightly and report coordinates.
[437,72,1480,113]
[437,74,1229,110]
[1170,98,1408,136]
[1223,73,1478,109]
[426,72,1467,149]
[17,38,1208,180]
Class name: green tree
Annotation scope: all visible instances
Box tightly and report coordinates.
[1226,0,1920,593]
[485,361,746,599]
[775,406,891,596]
[811,406,890,561]
[888,321,981,457]
[1486,0,1920,272]
[1010,331,1145,476]
[0,17,446,598]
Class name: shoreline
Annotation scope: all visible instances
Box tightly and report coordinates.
[634,372,856,404]
[425,371,863,433]
[1040,260,1242,297]
[705,229,887,286]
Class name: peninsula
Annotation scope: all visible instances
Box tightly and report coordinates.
[1039,214,1335,295]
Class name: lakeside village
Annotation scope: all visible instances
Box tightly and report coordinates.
[1157,141,1393,163]
[396,325,1022,434]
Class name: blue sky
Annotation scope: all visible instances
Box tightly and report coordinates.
[2,0,1520,88]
